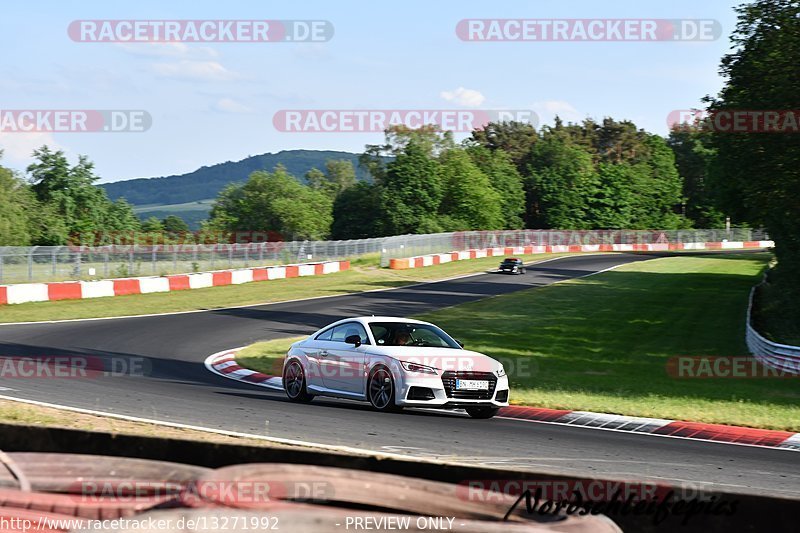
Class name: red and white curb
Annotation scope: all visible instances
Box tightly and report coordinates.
[389,241,774,269]
[205,348,283,390]
[500,406,800,451]
[206,348,799,452]
[0,260,350,306]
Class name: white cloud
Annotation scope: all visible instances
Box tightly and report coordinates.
[213,97,253,114]
[0,132,63,171]
[152,60,236,81]
[440,87,486,108]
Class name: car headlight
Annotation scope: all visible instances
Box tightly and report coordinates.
[401,361,438,374]
[495,365,506,377]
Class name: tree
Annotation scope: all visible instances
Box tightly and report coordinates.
[626,135,687,229]
[667,125,724,228]
[525,129,597,228]
[305,159,357,198]
[467,146,525,228]
[437,149,503,231]
[378,141,443,235]
[162,215,190,234]
[361,125,453,182]
[140,216,164,233]
[25,146,134,243]
[331,183,384,239]
[0,157,36,245]
[209,166,332,240]
[706,0,800,279]
[469,121,538,171]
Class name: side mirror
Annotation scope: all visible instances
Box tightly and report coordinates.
[455,339,465,348]
[345,335,362,347]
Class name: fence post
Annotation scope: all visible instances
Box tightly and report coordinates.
[75,248,82,279]
[28,247,35,281]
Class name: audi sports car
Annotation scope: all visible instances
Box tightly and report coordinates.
[282,317,509,418]
[498,257,527,274]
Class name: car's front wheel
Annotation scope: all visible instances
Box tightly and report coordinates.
[284,359,314,403]
[466,406,499,419]
[367,366,401,412]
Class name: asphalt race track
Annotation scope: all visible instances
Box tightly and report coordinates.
[0,253,798,498]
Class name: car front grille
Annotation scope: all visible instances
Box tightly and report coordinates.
[441,371,497,400]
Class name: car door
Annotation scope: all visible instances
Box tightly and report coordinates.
[301,327,334,389]
[319,322,369,394]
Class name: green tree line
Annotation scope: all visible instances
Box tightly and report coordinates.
[0,147,190,246]
[207,119,709,240]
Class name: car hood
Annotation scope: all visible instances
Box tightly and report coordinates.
[366,346,502,373]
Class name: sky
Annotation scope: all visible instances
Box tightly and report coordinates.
[0,0,743,183]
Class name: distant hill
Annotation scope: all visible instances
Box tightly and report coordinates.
[102,150,371,206]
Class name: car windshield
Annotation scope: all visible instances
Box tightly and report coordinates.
[368,322,461,348]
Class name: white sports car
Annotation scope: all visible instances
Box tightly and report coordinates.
[282,316,509,418]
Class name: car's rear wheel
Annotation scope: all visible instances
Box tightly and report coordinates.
[466,406,499,419]
[367,366,401,412]
[284,360,314,403]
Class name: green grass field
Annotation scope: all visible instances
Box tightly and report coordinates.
[237,253,800,431]
[0,253,575,323]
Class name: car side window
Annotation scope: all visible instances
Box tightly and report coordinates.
[315,328,334,341]
[331,323,370,344]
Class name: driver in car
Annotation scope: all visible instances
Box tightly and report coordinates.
[395,331,412,345]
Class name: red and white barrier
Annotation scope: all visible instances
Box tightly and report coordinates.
[388,241,774,269]
[0,260,350,306]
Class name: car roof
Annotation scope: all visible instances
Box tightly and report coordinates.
[319,316,433,330]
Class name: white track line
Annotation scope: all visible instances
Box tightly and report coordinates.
[0,393,559,472]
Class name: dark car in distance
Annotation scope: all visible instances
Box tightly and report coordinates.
[498,258,526,274]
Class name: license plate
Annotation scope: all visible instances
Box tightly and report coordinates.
[455,379,489,391]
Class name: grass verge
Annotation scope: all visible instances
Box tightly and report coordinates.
[235,253,800,431]
[0,253,576,323]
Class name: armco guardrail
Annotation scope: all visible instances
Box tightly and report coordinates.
[379,228,769,266]
[746,281,800,374]
[0,229,767,282]
[390,240,775,269]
